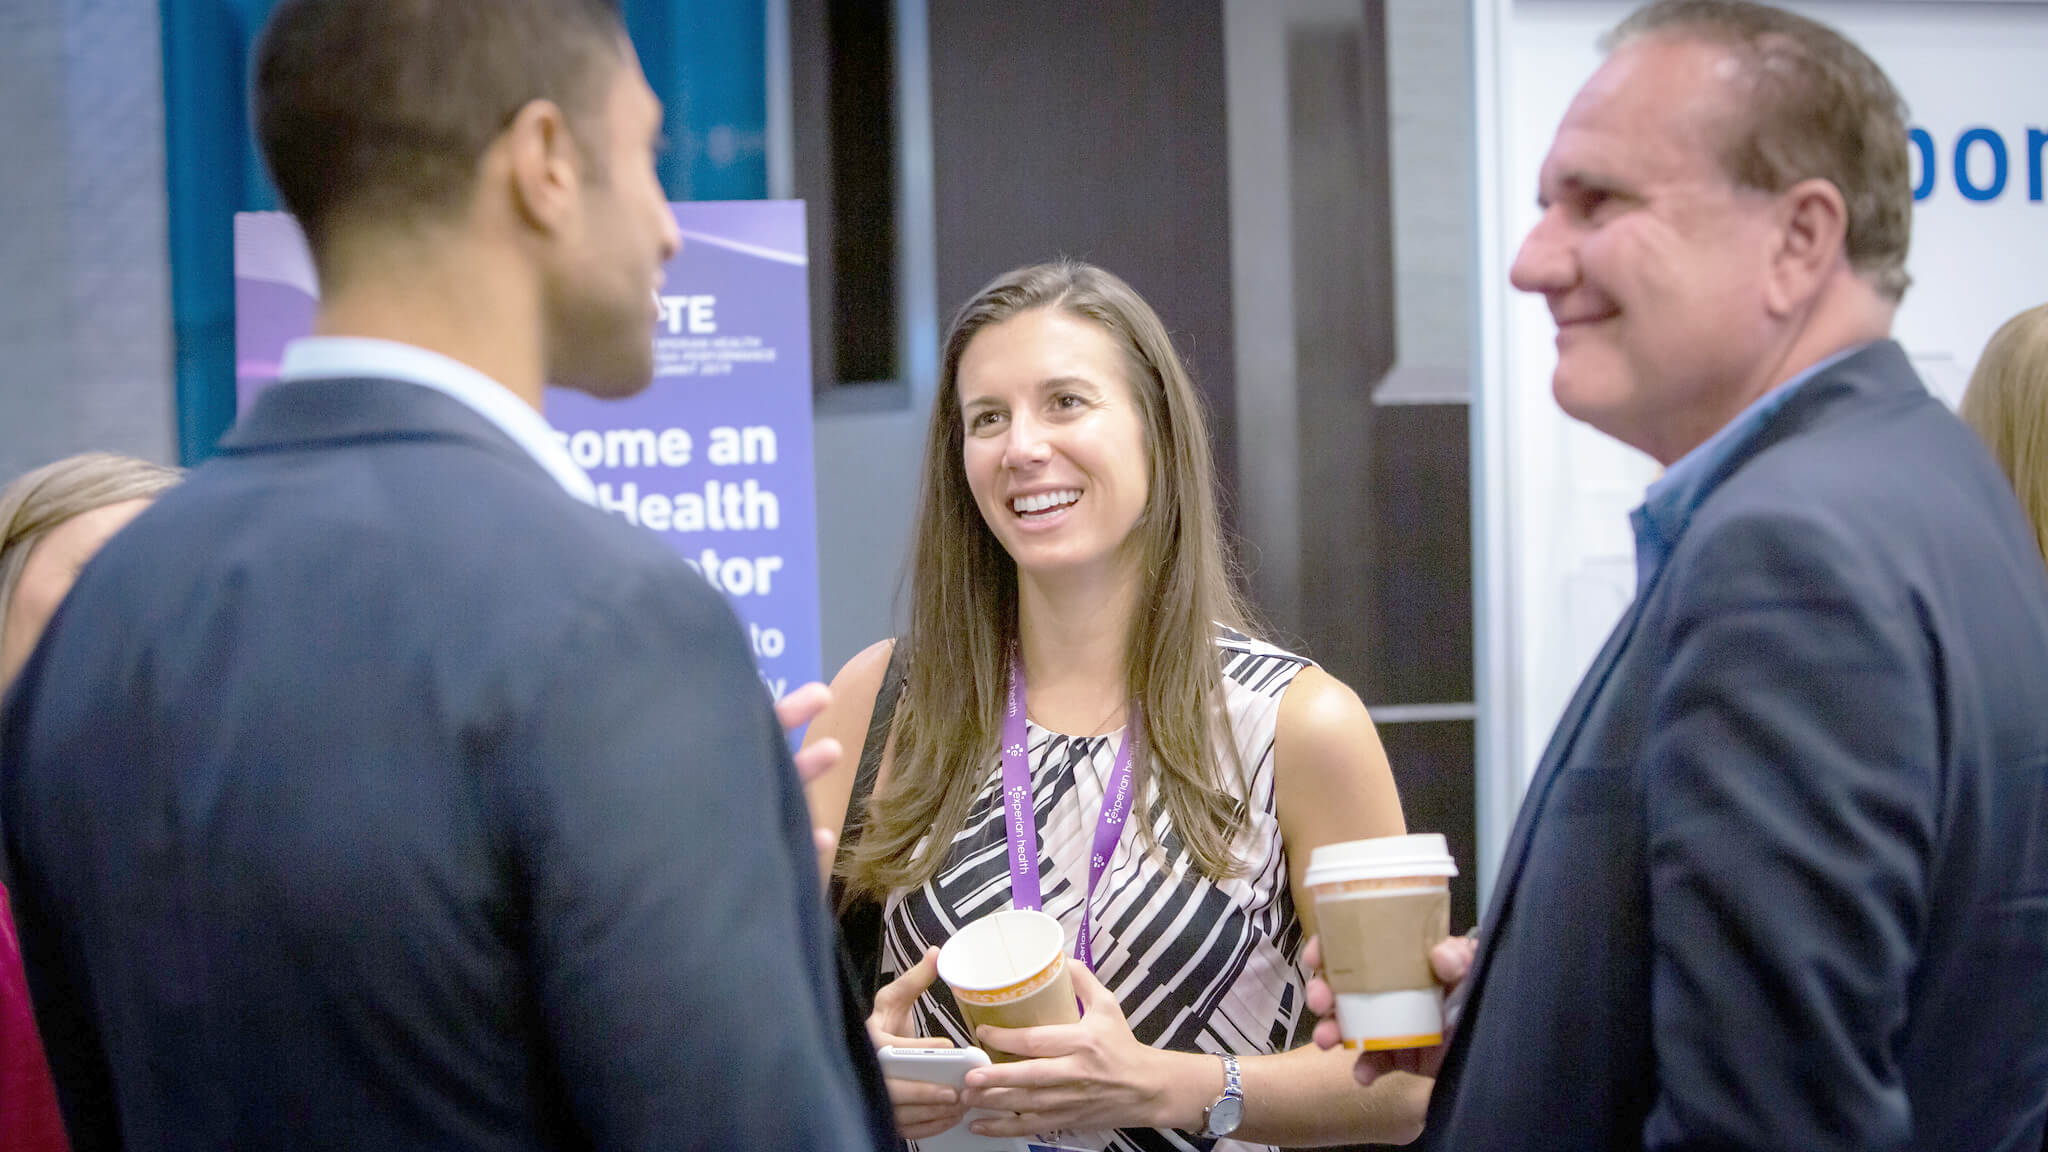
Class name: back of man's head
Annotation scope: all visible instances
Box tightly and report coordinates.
[1607,0,1913,302]
[254,0,626,265]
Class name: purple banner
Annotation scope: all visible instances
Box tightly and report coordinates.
[233,202,821,700]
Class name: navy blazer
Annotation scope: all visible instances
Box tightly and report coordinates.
[1425,343,2048,1151]
[1,378,890,1151]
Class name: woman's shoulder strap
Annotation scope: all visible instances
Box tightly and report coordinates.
[833,637,908,880]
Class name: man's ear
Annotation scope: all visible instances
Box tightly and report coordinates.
[502,99,582,235]
[1765,177,1848,317]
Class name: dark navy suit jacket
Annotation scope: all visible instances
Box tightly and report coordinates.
[0,377,890,1150]
[1425,342,2048,1151]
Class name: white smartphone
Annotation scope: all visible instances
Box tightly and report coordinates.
[875,1045,1030,1152]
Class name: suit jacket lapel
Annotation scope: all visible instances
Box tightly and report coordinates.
[1431,572,1659,1113]
[1487,590,1648,923]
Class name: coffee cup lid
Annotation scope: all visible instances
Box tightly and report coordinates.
[1305,834,1458,886]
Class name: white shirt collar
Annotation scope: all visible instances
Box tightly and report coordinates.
[276,337,595,505]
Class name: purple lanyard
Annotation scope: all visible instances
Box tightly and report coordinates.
[1000,650,1139,971]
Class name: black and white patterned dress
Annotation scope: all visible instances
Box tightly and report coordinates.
[881,631,1314,1152]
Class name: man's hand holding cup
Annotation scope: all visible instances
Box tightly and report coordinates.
[1299,834,1470,1086]
[1306,932,1476,1084]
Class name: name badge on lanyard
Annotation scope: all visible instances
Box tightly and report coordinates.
[1001,650,1140,972]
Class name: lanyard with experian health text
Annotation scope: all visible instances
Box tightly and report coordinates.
[1000,650,1140,971]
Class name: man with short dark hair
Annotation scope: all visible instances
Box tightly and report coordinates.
[0,1,887,1148]
[1322,2,2048,1149]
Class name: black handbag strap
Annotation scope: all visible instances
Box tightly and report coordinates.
[831,638,908,911]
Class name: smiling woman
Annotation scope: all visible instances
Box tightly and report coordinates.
[957,308,1153,590]
[801,261,1428,1150]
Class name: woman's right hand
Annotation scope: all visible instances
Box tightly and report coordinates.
[867,946,968,1141]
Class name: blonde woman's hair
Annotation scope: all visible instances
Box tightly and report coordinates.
[0,452,182,673]
[842,260,1256,899]
[1961,302,2048,569]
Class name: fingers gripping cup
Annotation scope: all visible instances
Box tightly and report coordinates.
[936,908,1081,1061]
[1306,833,1459,1051]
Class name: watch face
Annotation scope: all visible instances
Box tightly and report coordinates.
[1206,1095,1245,1137]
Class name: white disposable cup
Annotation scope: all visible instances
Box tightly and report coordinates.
[936,908,1078,1060]
[1306,833,1458,1050]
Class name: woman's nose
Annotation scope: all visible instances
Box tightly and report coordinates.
[1002,415,1052,467]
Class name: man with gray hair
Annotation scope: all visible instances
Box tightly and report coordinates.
[1321,3,2048,1148]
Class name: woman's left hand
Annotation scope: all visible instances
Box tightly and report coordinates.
[960,961,1202,1137]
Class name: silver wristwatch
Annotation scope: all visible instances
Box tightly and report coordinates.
[1200,1052,1244,1138]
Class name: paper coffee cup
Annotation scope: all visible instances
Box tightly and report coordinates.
[1306,833,1458,1050]
[936,908,1079,1061]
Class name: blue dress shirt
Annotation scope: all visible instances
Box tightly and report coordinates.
[1630,345,1869,591]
